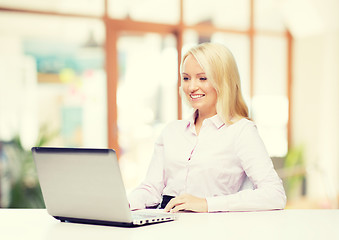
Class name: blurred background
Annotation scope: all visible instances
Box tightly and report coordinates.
[0,0,338,209]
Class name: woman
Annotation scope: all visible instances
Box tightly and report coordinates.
[128,42,286,213]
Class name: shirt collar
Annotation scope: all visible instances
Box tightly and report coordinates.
[185,110,225,130]
[209,114,226,129]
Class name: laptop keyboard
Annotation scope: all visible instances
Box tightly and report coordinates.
[131,213,158,220]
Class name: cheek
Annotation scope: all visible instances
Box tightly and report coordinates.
[206,86,218,105]
[205,85,217,97]
[181,82,189,95]
[212,88,218,99]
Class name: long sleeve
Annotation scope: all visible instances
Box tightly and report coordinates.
[128,135,166,210]
[206,121,287,212]
[128,115,286,212]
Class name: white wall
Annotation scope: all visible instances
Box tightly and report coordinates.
[289,0,339,206]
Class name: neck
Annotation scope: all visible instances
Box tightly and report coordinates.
[194,109,217,125]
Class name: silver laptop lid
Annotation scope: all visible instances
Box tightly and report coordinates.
[32,147,133,223]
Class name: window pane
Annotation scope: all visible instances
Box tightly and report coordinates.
[0,13,107,149]
[117,33,178,192]
[254,36,287,95]
[0,0,104,16]
[109,0,180,24]
[252,95,288,157]
[184,0,250,30]
[252,35,288,157]
[254,0,285,31]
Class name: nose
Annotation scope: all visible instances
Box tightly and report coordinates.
[188,79,199,92]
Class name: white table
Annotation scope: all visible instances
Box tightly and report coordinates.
[1,209,339,240]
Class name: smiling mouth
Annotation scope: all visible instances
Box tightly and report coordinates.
[190,94,205,100]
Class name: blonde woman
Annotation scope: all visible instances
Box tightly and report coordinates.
[128,42,286,212]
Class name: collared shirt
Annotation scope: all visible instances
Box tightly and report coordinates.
[128,112,286,212]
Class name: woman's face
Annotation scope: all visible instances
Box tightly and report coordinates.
[181,54,218,117]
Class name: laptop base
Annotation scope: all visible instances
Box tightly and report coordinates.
[54,216,173,228]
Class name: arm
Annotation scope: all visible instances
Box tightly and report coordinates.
[128,136,165,210]
[207,121,286,212]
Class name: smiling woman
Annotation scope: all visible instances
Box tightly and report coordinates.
[181,43,249,126]
[128,42,286,213]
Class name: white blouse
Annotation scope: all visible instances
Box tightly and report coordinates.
[128,113,286,212]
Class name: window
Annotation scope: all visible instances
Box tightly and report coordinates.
[0,0,291,196]
[109,0,180,24]
[0,0,104,16]
[0,12,107,149]
[252,35,288,157]
[116,33,177,190]
[183,0,250,30]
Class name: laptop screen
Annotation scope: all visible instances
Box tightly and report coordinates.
[32,147,132,223]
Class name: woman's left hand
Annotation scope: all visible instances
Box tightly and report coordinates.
[164,194,208,213]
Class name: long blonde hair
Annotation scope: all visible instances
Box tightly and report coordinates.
[181,42,249,124]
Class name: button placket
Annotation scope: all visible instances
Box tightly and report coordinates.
[184,134,198,192]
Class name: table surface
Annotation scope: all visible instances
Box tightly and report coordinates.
[1,209,339,240]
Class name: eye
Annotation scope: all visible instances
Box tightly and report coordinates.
[182,77,190,81]
[200,77,207,81]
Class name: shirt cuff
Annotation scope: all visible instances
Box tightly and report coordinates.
[128,194,146,210]
[206,196,229,212]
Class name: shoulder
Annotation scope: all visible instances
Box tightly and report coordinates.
[228,118,262,145]
[229,118,256,133]
[230,118,266,150]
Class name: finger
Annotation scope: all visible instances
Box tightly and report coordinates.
[164,198,179,212]
[171,203,187,213]
[164,197,184,212]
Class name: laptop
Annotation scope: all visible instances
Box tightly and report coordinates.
[31,147,175,227]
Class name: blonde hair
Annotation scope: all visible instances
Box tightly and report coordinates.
[180,42,249,124]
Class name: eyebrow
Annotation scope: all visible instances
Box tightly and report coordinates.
[182,72,206,76]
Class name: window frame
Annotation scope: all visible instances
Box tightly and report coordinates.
[0,0,293,156]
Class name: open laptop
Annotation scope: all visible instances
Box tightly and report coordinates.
[31,147,175,227]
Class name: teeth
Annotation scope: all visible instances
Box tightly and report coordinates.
[191,94,205,99]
